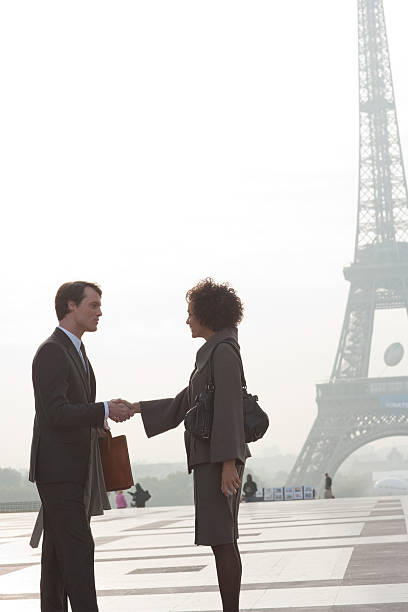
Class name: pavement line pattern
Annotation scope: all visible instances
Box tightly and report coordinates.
[1,496,408,610]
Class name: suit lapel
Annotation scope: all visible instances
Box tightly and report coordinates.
[67,349,91,400]
[52,328,91,400]
[89,361,96,402]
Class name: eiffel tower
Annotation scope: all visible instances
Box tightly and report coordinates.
[287,0,408,492]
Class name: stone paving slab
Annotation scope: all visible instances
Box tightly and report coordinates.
[0,496,408,610]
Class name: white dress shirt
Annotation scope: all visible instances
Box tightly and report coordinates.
[58,326,109,419]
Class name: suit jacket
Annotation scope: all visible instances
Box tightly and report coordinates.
[29,327,105,484]
[141,327,250,472]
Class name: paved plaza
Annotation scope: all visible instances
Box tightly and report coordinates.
[1,496,408,611]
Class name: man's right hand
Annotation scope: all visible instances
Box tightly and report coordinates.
[108,399,133,423]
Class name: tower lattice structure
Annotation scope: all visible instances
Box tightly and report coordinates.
[287,0,408,491]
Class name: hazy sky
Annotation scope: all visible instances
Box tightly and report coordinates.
[1,0,408,470]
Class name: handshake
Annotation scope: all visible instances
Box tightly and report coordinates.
[108,399,141,423]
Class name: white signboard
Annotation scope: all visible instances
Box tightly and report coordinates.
[264,487,273,501]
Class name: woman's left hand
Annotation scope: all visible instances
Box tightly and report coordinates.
[221,459,241,497]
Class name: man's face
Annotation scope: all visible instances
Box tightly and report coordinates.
[68,287,102,333]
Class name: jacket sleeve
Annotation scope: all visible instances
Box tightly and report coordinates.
[141,387,189,438]
[210,343,246,465]
[33,343,105,429]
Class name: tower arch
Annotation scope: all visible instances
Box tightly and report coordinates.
[325,429,408,484]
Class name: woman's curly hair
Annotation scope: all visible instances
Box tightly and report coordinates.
[186,278,244,331]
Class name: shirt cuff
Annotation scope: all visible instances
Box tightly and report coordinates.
[104,401,109,420]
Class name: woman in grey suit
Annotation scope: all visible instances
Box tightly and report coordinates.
[132,278,250,612]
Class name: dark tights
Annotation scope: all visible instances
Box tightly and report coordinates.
[211,541,242,612]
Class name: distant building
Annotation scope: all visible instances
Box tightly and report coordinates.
[374,478,408,496]
[372,470,408,483]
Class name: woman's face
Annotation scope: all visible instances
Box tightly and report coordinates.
[186,301,209,339]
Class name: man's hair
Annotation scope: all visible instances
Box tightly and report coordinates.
[186,277,243,332]
[55,281,102,321]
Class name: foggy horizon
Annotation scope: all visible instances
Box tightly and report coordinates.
[2,0,408,471]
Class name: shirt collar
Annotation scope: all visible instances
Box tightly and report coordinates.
[195,327,239,372]
[58,326,82,352]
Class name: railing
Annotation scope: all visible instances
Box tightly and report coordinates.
[316,376,408,400]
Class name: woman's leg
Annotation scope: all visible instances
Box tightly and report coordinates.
[234,540,242,581]
[211,541,241,612]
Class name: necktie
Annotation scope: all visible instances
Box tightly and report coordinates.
[80,342,91,393]
[80,342,88,372]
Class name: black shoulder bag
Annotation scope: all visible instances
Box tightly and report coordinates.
[184,341,269,443]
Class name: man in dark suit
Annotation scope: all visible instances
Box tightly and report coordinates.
[29,281,132,612]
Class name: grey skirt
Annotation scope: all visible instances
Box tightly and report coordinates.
[193,462,245,546]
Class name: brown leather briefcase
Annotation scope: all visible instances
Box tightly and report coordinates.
[98,432,134,492]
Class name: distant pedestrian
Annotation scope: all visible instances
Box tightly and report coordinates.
[128,483,151,508]
[243,474,257,501]
[324,473,334,498]
[115,490,128,508]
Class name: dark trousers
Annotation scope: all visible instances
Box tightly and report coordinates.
[37,482,98,612]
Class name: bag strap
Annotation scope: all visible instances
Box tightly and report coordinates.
[208,340,247,389]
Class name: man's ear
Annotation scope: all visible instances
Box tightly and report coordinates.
[67,300,76,313]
